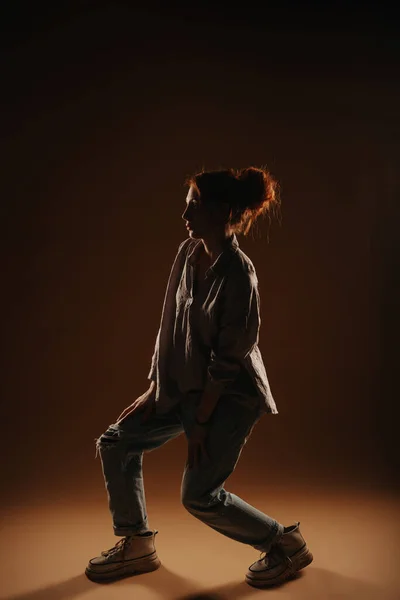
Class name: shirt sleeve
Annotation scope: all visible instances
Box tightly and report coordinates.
[204,263,260,395]
[147,327,160,382]
[147,238,192,383]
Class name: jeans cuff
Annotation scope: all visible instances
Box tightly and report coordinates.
[113,524,149,537]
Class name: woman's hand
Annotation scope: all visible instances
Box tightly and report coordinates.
[116,386,156,425]
[187,423,211,470]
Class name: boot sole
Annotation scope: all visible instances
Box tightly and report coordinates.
[85,552,161,583]
[245,545,313,588]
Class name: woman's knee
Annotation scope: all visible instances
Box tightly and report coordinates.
[95,424,123,456]
[181,488,215,512]
[181,493,202,512]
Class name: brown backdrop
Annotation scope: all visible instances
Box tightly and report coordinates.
[1,4,399,510]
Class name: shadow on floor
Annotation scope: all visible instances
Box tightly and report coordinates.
[1,564,390,600]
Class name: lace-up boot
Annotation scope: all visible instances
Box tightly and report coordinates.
[246,521,313,587]
[85,530,161,582]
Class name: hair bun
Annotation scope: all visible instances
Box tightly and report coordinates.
[237,167,266,210]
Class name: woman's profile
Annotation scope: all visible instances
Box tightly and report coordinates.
[85,166,313,588]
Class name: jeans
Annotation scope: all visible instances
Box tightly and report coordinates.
[95,391,284,553]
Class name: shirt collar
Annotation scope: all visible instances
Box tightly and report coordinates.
[187,233,239,277]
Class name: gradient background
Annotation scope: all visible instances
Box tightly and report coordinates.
[1,3,399,598]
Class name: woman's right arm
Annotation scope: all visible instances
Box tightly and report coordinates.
[117,239,191,423]
[147,237,192,385]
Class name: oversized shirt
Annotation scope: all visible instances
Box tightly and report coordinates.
[148,233,278,417]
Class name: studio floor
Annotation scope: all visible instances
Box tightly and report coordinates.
[1,483,398,600]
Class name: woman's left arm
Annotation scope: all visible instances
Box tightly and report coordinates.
[195,264,260,423]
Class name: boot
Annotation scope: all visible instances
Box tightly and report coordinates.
[245,521,313,587]
[85,529,161,583]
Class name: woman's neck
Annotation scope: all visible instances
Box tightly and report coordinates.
[200,230,232,263]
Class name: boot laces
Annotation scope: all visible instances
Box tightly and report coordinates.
[101,537,130,558]
[259,543,293,570]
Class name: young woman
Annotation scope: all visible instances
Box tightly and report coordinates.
[86,167,313,588]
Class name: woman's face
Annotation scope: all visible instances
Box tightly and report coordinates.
[182,185,229,239]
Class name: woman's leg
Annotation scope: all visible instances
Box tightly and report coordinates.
[95,406,183,536]
[179,393,284,553]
